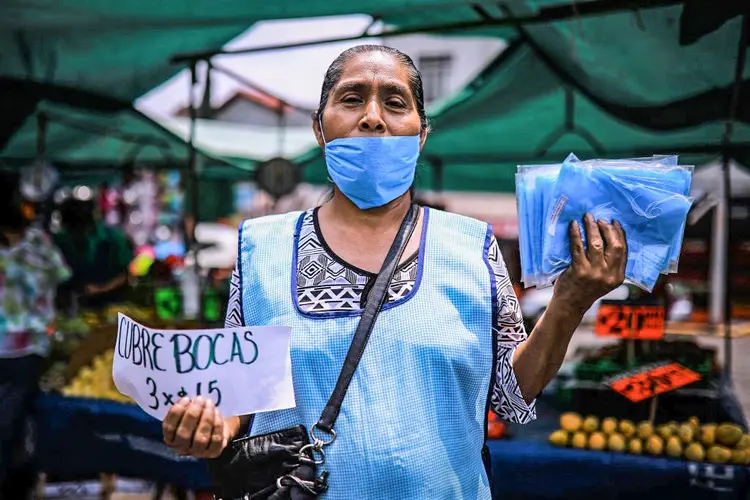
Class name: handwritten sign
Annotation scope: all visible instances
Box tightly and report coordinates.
[595,302,665,340]
[112,314,295,420]
[605,362,701,403]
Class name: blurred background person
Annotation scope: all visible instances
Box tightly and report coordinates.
[0,175,71,499]
[54,198,133,309]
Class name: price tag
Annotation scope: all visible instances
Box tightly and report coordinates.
[606,362,701,403]
[595,302,665,340]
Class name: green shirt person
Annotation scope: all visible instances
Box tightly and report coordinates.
[54,198,132,308]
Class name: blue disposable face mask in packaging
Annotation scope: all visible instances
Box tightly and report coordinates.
[542,158,694,291]
[320,120,420,210]
[516,154,694,292]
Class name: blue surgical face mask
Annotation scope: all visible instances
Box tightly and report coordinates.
[321,121,421,210]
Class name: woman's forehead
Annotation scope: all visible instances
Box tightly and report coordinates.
[337,52,410,87]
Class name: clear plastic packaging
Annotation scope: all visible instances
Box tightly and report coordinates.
[543,157,694,291]
[515,153,694,292]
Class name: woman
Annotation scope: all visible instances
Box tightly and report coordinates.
[0,190,71,498]
[162,45,627,498]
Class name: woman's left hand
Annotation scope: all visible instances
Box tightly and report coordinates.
[554,213,628,314]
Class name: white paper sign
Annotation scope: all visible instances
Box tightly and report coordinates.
[112,313,295,421]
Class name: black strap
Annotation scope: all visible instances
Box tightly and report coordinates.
[315,203,420,432]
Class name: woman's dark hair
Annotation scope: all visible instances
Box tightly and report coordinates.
[313,45,430,131]
[59,198,95,230]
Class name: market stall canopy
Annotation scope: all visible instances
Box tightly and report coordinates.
[2,0,748,191]
[300,4,750,192]
[152,116,319,169]
[0,102,233,168]
[300,40,750,192]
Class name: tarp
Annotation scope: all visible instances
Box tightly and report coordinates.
[2,1,748,192]
[301,3,750,192]
[153,116,319,168]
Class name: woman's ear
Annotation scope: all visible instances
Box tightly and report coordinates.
[313,115,325,149]
[419,128,429,151]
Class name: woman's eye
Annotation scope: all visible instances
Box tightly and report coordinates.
[343,96,362,103]
[387,100,406,108]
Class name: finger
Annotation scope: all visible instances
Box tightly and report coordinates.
[613,220,628,277]
[162,398,189,445]
[206,407,226,458]
[584,213,604,265]
[600,219,624,265]
[189,398,216,455]
[568,219,588,266]
[173,397,206,450]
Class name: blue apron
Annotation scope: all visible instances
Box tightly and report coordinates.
[239,208,495,499]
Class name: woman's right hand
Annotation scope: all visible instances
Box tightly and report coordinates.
[162,396,234,459]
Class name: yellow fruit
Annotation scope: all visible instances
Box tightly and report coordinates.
[646,436,664,456]
[571,432,587,449]
[619,420,636,439]
[678,424,695,444]
[731,449,747,465]
[608,433,626,452]
[657,424,674,440]
[737,435,750,450]
[716,424,744,447]
[601,418,618,435]
[707,446,732,464]
[582,416,600,433]
[687,417,700,431]
[549,430,569,447]
[685,443,706,462]
[589,432,607,451]
[560,413,583,433]
[666,436,683,458]
[700,424,717,446]
[628,438,643,455]
[637,422,654,440]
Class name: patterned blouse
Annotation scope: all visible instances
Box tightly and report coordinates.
[0,228,71,358]
[225,208,536,424]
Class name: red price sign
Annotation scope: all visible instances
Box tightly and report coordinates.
[607,362,701,403]
[595,302,665,340]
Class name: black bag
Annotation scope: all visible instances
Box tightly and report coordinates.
[207,204,420,499]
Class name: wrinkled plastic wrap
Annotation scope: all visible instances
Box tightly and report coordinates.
[516,154,694,292]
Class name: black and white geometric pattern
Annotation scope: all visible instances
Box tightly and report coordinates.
[224,267,243,329]
[224,211,536,424]
[296,209,418,313]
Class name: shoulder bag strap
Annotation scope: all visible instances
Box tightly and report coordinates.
[314,203,420,434]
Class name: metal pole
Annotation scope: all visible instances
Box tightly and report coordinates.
[170,0,684,63]
[720,14,748,382]
[186,62,204,324]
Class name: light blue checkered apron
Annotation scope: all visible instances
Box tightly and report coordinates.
[239,208,494,499]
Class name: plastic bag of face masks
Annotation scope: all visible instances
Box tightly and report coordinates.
[574,156,694,274]
[515,154,692,289]
[516,163,564,288]
[542,157,694,292]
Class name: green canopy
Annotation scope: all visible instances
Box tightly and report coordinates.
[301,4,750,192]
[2,0,748,193]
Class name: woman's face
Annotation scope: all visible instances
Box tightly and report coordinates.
[315,52,427,149]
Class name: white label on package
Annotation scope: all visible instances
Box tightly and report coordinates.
[112,313,295,421]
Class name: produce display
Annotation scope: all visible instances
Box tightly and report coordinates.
[40,304,154,395]
[549,412,750,464]
[574,340,717,384]
[62,349,133,404]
